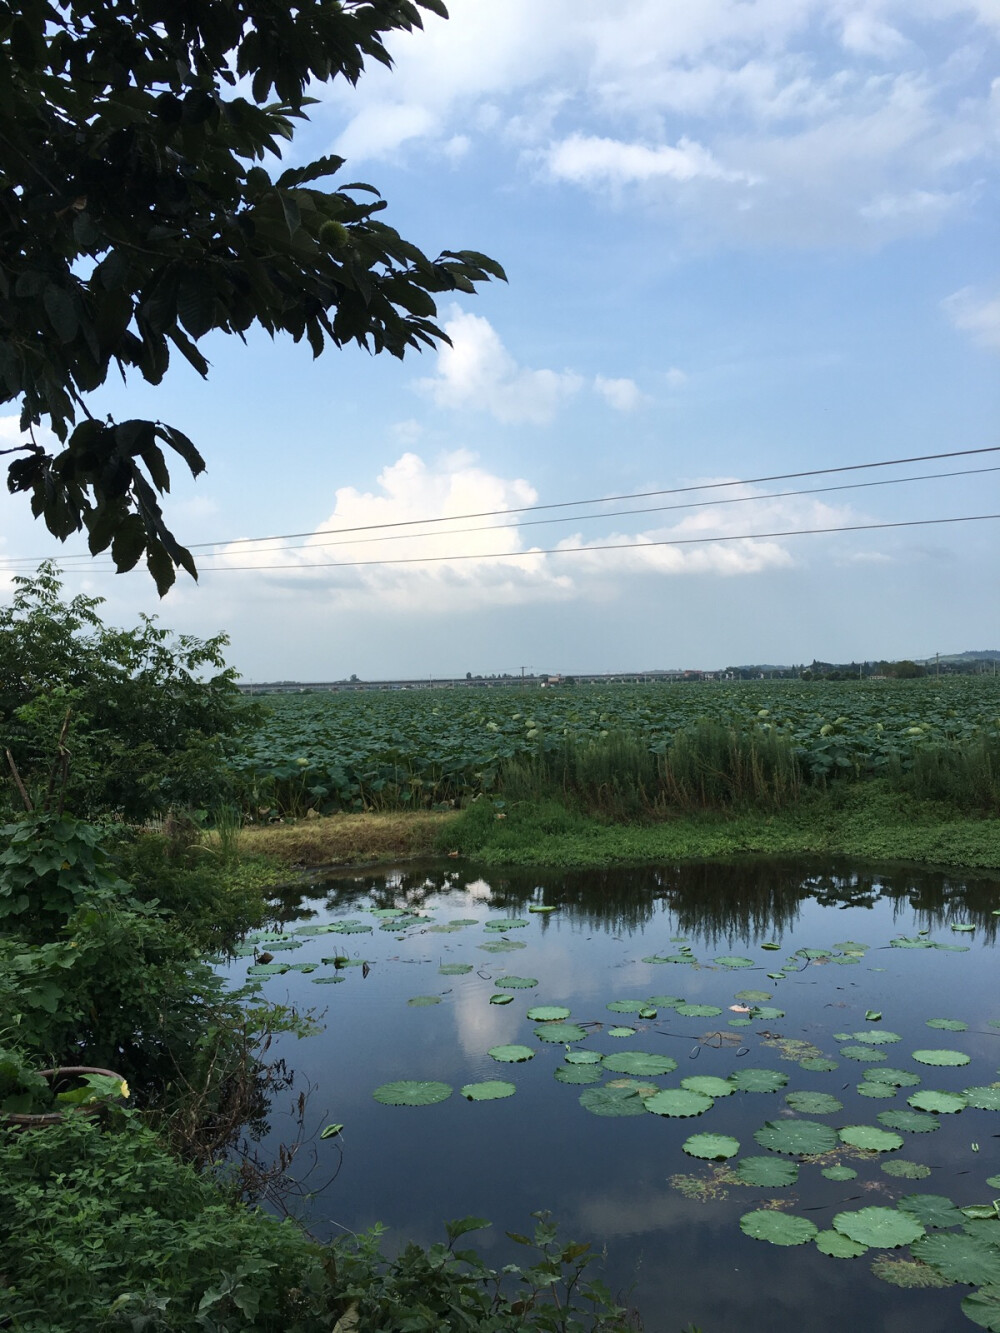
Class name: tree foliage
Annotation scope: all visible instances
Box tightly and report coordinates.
[0,0,504,591]
[0,563,253,819]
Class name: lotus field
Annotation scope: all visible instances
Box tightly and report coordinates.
[232,678,1000,815]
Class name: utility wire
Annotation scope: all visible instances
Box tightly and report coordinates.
[3,446,998,570]
[175,463,1000,558]
[165,512,1000,573]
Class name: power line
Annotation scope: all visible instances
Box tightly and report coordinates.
[3,446,998,569]
[185,463,1000,557]
[156,512,1000,573]
[189,443,1000,547]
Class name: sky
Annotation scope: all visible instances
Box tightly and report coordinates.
[1,0,998,680]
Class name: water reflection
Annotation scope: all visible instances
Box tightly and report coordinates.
[270,856,1000,944]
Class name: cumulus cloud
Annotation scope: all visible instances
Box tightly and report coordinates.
[942,285,1000,350]
[210,453,860,616]
[414,307,584,423]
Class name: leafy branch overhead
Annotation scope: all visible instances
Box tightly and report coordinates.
[0,0,505,592]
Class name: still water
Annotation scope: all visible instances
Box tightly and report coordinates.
[225,859,1000,1332]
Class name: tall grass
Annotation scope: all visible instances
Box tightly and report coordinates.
[498,721,803,818]
[888,734,1000,811]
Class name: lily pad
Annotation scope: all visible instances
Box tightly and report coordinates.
[901,1199,970,1226]
[800,1057,839,1073]
[373,1081,452,1107]
[850,1030,901,1046]
[564,1050,601,1065]
[912,1049,971,1067]
[535,1023,588,1044]
[926,1018,968,1031]
[674,1003,724,1018]
[714,956,754,969]
[311,975,346,984]
[606,1000,649,1013]
[488,994,513,1006]
[857,1082,897,1099]
[878,1108,941,1133]
[840,1045,887,1062]
[438,963,473,976]
[730,1068,788,1094]
[495,976,538,989]
[962,1287,1000,1332]
[526,1006,571,1022]
[832,1207,925,1250]
[644,1088,714,1118]
[488,1044,534,1063]
[865,1067,922,1088]
[907,1090,967,1114]
[579,1085,647,1117]
[754,1119,839,1156]
[822,1165,858,1181]
[528,904,556,913]
[683,1133,740,1160]
[461,1080,516,1101]
[554,1064,604,1085]
[602,1051,677,1076]
[740,1211,817,1246]
[484,919,528,931]
[963,1086,1000,1111]
[407,995,442,1007]
[607,1026,636,1038]
[681,1075,735,1099]
[734,1156,799,1187]
[479,941,527,953]
[912,1232,1000,1286]
[815,1230,868,1259]
[749,1005,785,1021]
[784,1091,843,1115]
[838,1125,904,1153]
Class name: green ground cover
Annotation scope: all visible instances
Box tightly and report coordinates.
[233,679,1000,818]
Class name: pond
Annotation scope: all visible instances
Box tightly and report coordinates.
[224,858,1000,1332]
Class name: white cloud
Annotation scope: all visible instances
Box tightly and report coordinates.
[665,367,689,389]
[414,307,584,423]
[593,375,644,411]
[319,0,999,249]
[210,454,862,618]
[545,133,756,187]
[942,285,1000,350]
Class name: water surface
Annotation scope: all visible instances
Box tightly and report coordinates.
[225,858,1000,1332]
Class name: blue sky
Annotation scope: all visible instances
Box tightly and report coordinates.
[2,0,998,679]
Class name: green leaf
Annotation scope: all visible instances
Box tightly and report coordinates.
[488,994,513,1005]
[754,1119,839,1156]
[730,1068,788,1094]
[912,1049,971,1067]
[535,1023,588,1044]
[734,1156,799,1187]
[912,1232,1000,1285]
[907,1090,967,1114]
[607,1027,636,1038]
[578,1085,647,1117]
[822,1166,858,1181]
[372,1081,452,1107]
[840,1044,887,1062]
[683,1133,740,1160]
[865,1067,922,1088]
[495,976,537,989]
[926,1018,968,1031]
[407,995,442,1007]
[962,1287,1000,1332]
[564,1050,602,1065]
[460,1081,516,1102]
[838,1124,904,1153]
[680,1075,735,1098]
[898,1194,977,1229]
[602,1052,677,1076]
[784,1091,843,1115]
[880,1160,931,1179]
[815,1230,868,1258]
[320,1123,344,1139]
[714,955,754,968]
[644,1088,714,1118]
[438,963,473,976]
[832,1207,925,1250]
[488,1045,534,1063]
[963,1086,1000,1111]
[878,1108,941,1133]
[674,1003,723,1018]
[740,1211,818,1246]
[554,1064,604,1085]
[526,1006,571,1022]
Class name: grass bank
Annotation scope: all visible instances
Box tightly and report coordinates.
[240,785,1000,874]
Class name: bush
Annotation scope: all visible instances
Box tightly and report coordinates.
[0,563,258,821]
